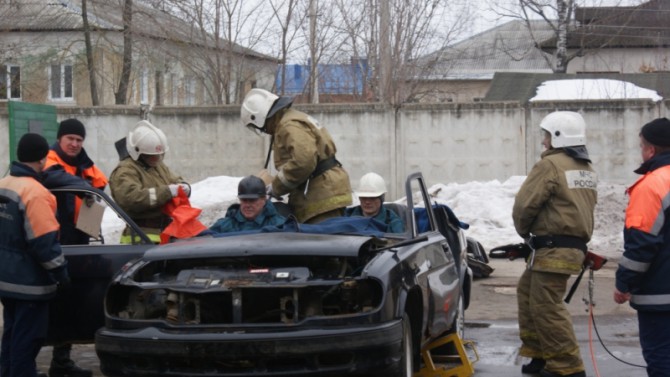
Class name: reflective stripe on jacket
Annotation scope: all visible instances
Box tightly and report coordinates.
[268,108,352,222]
[512,148,598,274]
[0,162,67,300]
[617,152,670,311]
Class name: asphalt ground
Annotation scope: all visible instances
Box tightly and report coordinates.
[6,258,647,376]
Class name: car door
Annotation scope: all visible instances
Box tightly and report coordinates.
[47,186,155,344]
[404,173,459,339]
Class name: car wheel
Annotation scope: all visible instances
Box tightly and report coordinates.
[387,313,414,377]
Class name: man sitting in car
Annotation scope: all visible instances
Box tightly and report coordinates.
[345,172,405,233]
[210,175,286,233]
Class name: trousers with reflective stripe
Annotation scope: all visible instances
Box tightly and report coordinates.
[517,268,584,375]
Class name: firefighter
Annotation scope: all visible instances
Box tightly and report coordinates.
[209,175,286,233]
[109,120,190,243]
[512,111,597,377]
[241,88,352,224]
[614,117,670,377]
[345,172,404,233]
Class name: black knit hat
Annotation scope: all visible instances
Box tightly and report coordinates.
[641,118,670,147]
[17,133,49,163]
[57,118,86,139]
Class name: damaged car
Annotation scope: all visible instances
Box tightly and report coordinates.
[50,172,476,377]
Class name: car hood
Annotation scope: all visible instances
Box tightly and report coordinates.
[143,233,379,261]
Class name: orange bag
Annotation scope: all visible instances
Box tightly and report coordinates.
[160,186,207,244]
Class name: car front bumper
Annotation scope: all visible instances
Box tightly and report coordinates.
[96,319,403,376]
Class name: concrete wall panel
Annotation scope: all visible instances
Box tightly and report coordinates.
[2,100,667,199]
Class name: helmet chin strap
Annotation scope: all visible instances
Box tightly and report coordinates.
[264,135,274,169]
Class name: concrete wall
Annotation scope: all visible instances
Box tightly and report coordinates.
[1,100,666,200]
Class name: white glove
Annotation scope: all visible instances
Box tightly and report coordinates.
[179,183,191,196]
[169,184,179,197]
[169,183,191,197]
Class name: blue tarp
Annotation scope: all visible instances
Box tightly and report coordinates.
[211,216,388,238]
[415,204,470,234]
[208,204,468,239]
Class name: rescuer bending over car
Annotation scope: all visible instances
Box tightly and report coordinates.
[241,88,352,224]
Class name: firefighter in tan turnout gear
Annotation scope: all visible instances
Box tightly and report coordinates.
[241,88,352,223]
[512,111,598,377]
[109,120,190,243]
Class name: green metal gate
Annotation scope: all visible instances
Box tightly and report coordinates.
[7,101,58,162]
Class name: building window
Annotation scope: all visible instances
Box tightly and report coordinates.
[170,73,178,105]
[184,76,195,105]
[50,64,73,100]
[140,69,149,104]
[0,65,21,100]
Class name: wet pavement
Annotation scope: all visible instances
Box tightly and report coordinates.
[21,259,647,376]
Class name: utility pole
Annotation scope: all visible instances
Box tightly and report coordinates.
[309,0,319,103]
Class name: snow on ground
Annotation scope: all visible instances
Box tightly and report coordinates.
[102,175,628,260]
[530,79,663,102]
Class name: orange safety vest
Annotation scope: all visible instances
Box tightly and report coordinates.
[45,149,108,221]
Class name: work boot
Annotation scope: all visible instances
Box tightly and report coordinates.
[50,343,93,377]
[521,358,546,374]
[48,362,93,377]
[540,370,586,377]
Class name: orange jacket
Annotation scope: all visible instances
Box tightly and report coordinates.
[45,148,108,225]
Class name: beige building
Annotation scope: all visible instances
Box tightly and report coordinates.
[415,0,669,103]
[0,0,278,107]
[546,0,670,75]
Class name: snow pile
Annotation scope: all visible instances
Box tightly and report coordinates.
[422,178,627,258]
[102,175,628,259]
[530,79,662,102]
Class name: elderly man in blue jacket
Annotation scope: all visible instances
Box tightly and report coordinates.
[210,176,286,233]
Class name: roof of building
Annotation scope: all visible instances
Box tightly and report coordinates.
[414,20,555,80]
[484,71,670,102]
[0,0,276,61]
[540,0,670,50]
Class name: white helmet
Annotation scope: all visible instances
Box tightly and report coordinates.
[356,172,387,198]
[126,120,169,161]
[240,88,293,133]
[539,111,587,148]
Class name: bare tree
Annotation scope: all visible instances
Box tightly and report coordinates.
[486,0,646,73]
[82,0,99,105]
[163,0,276,105]
[269,0,303,96]
[333,0,471,105]
[115,0,133,104]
